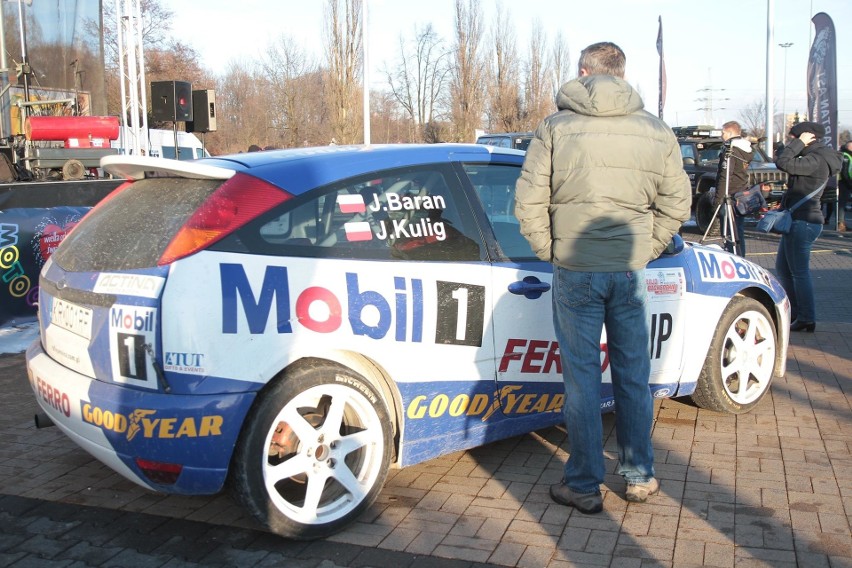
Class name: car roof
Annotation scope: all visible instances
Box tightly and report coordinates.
[477,132,533,137]
[102,143,525,196]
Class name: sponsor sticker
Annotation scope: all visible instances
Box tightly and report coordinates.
[94,273,165,298]
[109,304,158,389]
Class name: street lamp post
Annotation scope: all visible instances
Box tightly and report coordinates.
[779,42,793,138]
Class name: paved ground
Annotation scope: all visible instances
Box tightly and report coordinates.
[0,225,850,568]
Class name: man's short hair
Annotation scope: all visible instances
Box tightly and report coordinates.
[722,121,742,136]
[578,42,626,78]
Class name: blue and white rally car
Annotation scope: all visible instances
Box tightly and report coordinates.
[26,144,789,539]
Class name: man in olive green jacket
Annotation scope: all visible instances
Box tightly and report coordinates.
[515,42,690,515]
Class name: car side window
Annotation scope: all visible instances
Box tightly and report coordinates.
[463,163,536,261]
[248,166,484,261]
[680,143,696,163]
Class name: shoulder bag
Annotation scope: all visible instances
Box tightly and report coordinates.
[756,181,827,234]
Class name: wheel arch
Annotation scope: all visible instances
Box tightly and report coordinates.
[244,352,403,465]
[733,287,787,376]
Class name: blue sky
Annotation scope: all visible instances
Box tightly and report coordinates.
[171,0,851,133]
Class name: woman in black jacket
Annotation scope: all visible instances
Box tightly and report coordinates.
[774,122,842,331]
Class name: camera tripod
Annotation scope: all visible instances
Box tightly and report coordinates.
[700,149,741,255]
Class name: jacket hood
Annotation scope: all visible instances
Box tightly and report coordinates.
[556,75,644,117]
[730,137,753,153]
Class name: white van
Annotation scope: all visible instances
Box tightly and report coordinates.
[112,127,210,160]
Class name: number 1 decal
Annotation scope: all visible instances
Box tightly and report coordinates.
[109,304,158,389]
[435,281,485,346]
[117,332,147,381]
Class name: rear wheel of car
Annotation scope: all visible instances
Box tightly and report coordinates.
[691,296,777,414]
[231,360,392,539]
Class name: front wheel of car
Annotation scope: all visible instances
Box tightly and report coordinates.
[231,359,392,539]
[691,296,777,414]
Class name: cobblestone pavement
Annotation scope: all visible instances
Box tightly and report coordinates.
[0,227,850,568]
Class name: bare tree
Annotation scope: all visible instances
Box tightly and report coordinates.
[384,23,450,141]
[211,61,272,154]
[448,0,486,142]
[550,31,572,98]
[522,20,554,130]
[324,0,362,144]
[260,36,319,148]
[739,99,769,140]
[485,3,521,133]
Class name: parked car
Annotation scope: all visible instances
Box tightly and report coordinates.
[675,126,787,214]
[475,131,534,150]
[26,144,789,540]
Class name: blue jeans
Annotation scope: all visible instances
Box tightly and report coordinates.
[775,220,822,322]
[552,268,655,494]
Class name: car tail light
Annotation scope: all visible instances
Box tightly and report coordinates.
[135,458,183,485]
[159,173,290,265]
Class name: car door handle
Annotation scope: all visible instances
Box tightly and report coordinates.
[508,276,551,299]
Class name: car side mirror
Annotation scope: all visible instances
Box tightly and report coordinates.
[661,233,685,256]
[683,157,695,166]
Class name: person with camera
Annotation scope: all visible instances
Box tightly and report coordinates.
[774,122,842,332]
[712,121,753,256]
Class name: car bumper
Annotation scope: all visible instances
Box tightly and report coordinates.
[26,340,256,495]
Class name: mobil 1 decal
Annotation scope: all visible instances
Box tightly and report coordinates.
[109,304,158,389]
[435,281,485,346]
[220,263,486,346]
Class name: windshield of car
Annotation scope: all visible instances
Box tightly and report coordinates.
[697,142,724,165]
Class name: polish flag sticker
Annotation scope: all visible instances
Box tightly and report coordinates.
[337,194,366,214]
[344,221,372,241]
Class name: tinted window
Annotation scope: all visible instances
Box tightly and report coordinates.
[463,163,535,260]
[226,165,484,261]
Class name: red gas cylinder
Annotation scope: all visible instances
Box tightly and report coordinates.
[25,116,120,143]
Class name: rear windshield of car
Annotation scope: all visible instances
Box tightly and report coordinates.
[52,177,222,272]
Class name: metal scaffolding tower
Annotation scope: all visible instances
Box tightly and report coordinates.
[115,0,149,155]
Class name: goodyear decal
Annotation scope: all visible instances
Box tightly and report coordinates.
[695,250,771,286]
[220,264,486,346]
[81,403,224,441]
[405,384,564,423]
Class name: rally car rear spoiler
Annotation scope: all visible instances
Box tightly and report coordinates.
[101,155,235,181]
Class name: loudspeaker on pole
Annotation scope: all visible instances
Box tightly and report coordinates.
[150,81,193,122]
[186,89,216,133]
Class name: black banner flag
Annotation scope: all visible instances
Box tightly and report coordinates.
[807,12,837,149]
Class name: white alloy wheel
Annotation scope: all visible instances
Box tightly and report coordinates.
[232,360,391,539]
[691,296,777,413]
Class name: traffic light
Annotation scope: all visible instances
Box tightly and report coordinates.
[150,81,193,122]
[186,90,216,133]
